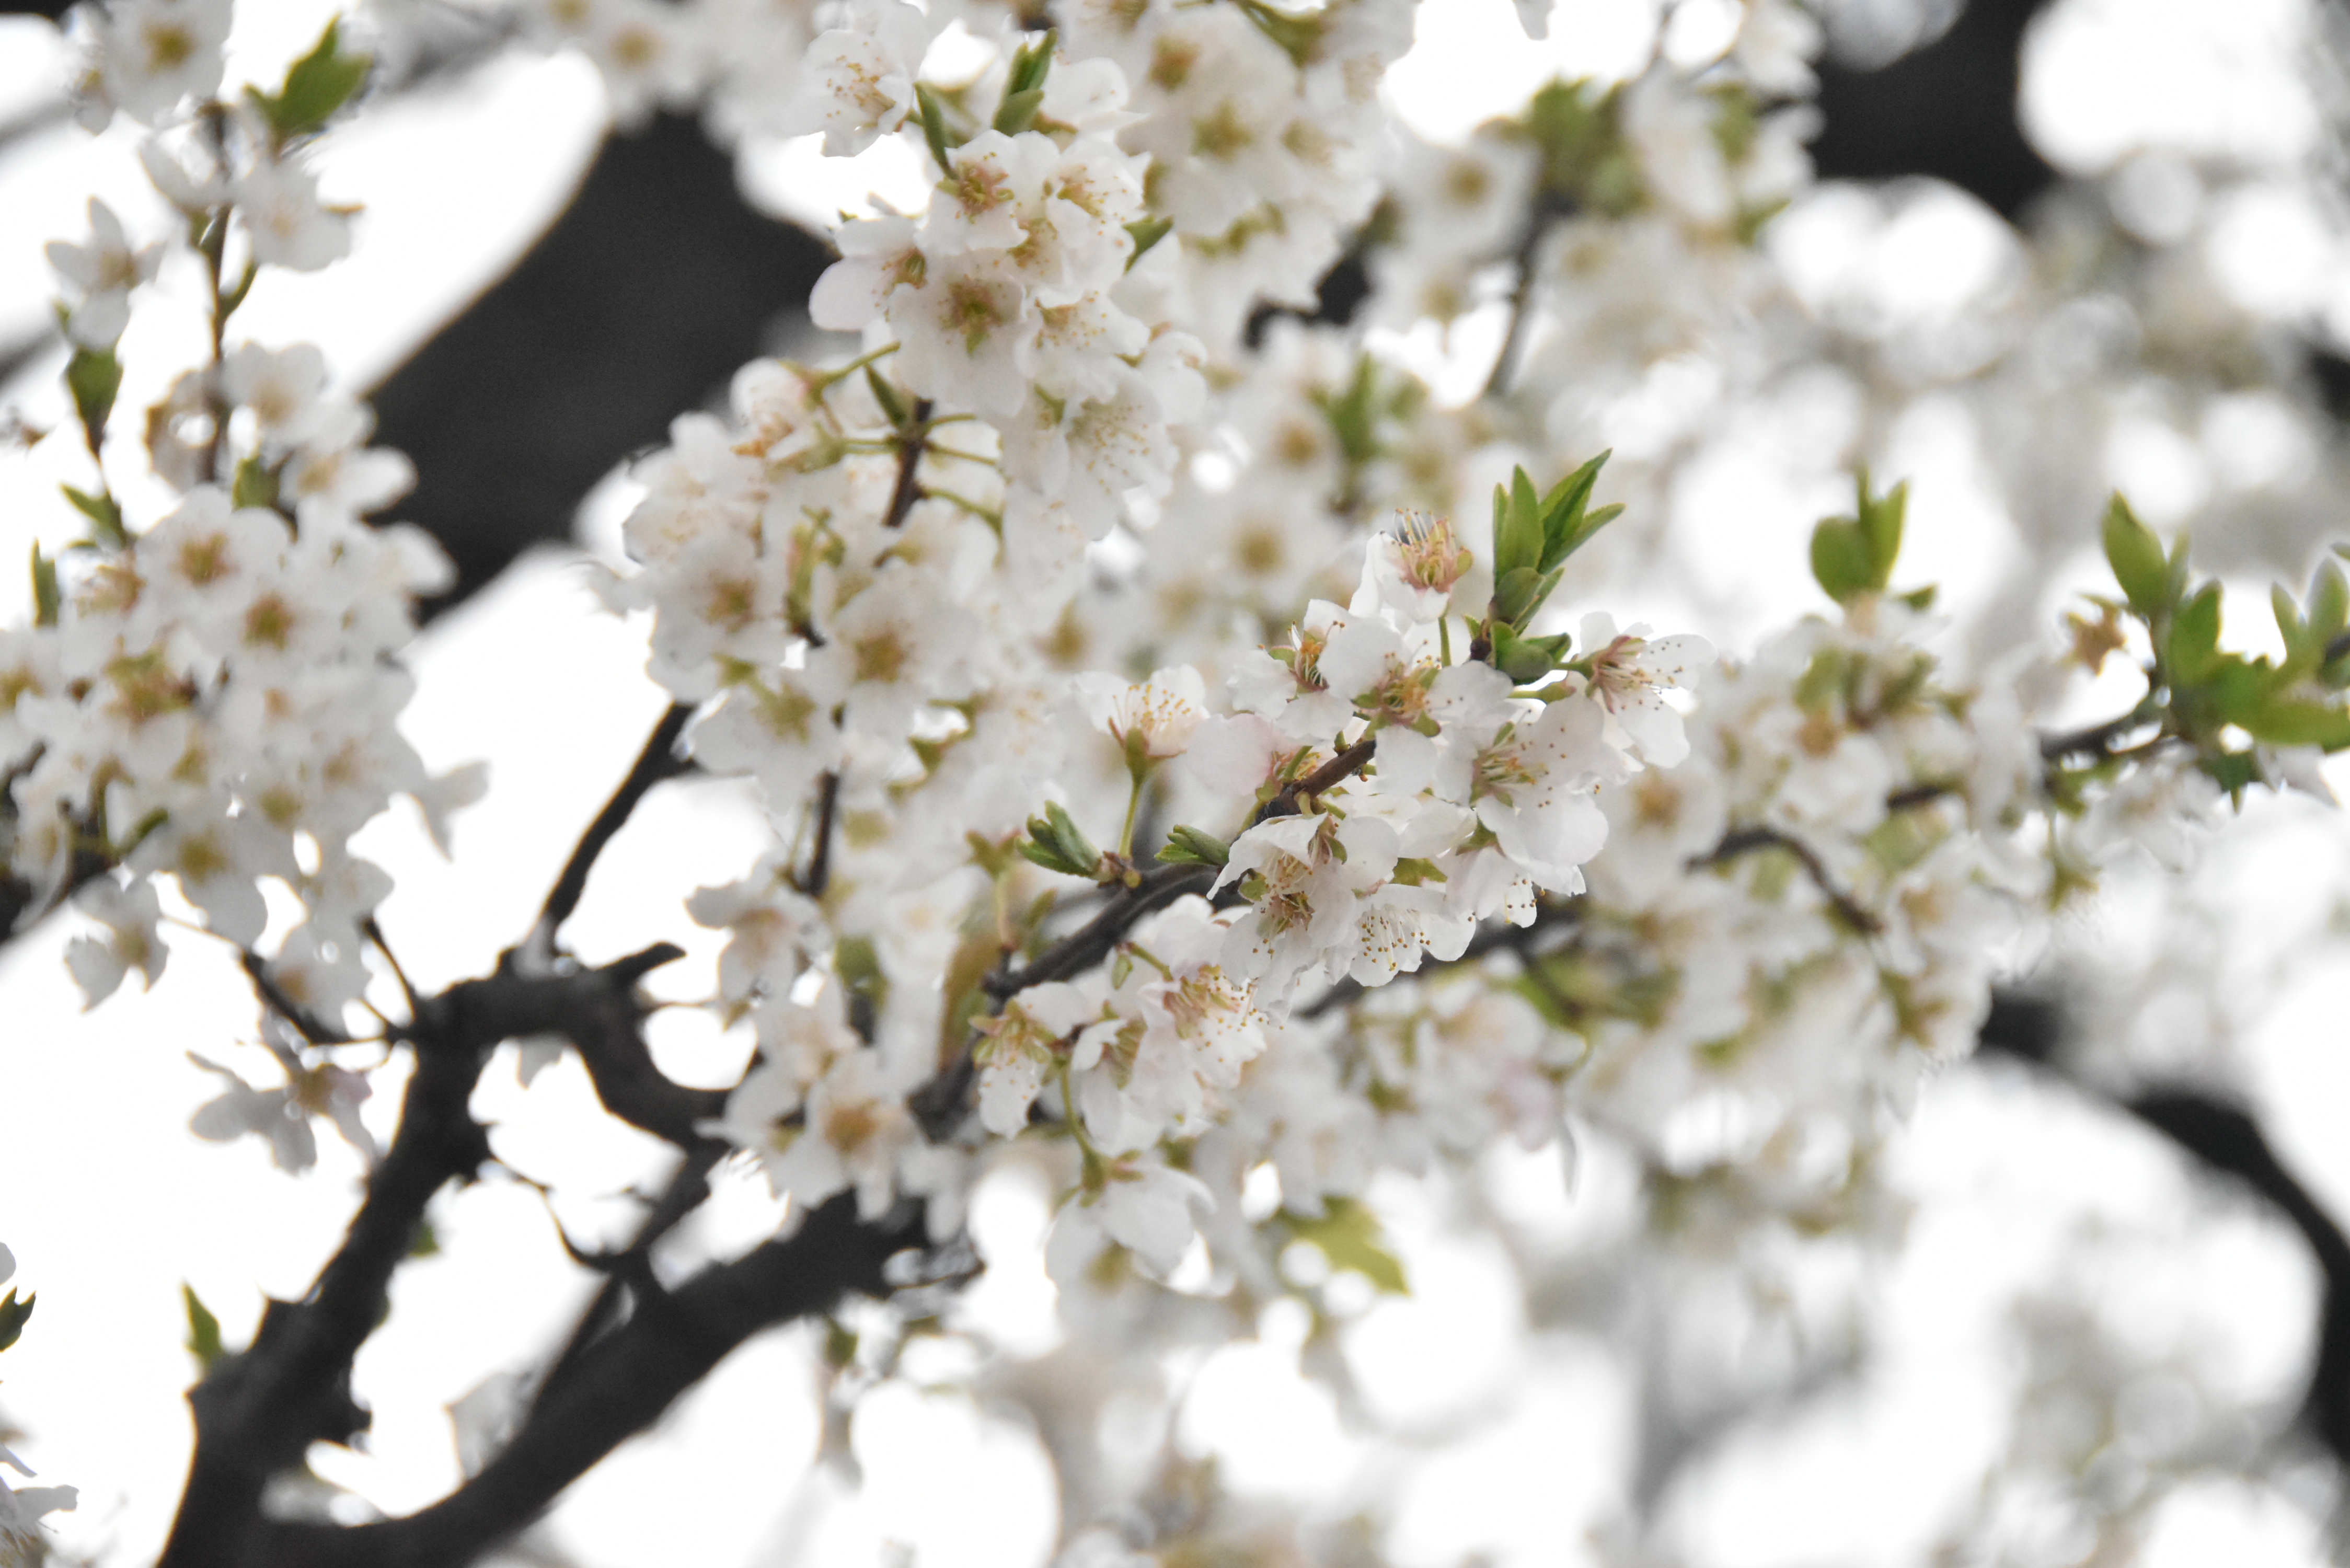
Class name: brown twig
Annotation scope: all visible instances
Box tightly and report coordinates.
[798,769,842,897]
[529,702,695,953]
[883,398,934,529]
[1696,824,1882,936]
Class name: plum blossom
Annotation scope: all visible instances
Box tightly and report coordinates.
[785,0,932,156]
[1074,664,1208,761]
[45,199,162,350]
[1577,612,1714,767]
[189,1027,377,1173]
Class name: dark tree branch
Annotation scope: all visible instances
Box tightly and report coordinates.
[797,769,843,897]
[245,1191,925,1568]
[160,944,684,1568]
[1696,823,1882,935]
[527,701,695,955]
[367,111,833,616]
[1978,994,2350,1468]
[882,399,935,530]
[530,1139,729,1410]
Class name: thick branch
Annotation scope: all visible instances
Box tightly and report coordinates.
[247,1192,925,1568]
[1978,995,2350,1468]
[158,946,685,1568]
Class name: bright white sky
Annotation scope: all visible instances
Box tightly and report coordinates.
[1,1,2348,1564]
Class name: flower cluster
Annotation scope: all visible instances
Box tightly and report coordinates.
[21,0,2350,1556]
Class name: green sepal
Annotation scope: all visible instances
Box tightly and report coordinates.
[66,345,122,444]
[29,544,60,628]
[2101,493,2171,621]
[916,84,959,176]
[247,18,371,145]
[61,483,125,548]
[1124,216,1173,269]
[0,1288,31,1355]
[183,1283,224,1370]
[1274,1196,1408,1295]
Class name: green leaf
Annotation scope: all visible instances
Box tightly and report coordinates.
[993,87,1045,136]
[1809,516,1874,605]
[833,933,890,1020]
[407,1218,440,1259]
[2273,582,2308,664]
[1045,800,1101,875]
[1489,565,1547,629]
[1019,836,1085,876]
[0,1289,31,1355]
[1155,824,1230,867]
[2242,698,2350,751]
[915,84,958,176]
[1533,450,1614,572]
[864,366,910,429]
[183,1283,223,1370]
[1278,1196,1408,1295]
[1490,468,1543,580]
[1005,29,1057,97]
[1022,803,1104,878]
[248,18,371,144]
[66,345,122,443]
[1123,215,1172,269]
[2165,582,2222,685]
[1487,622,1560,684]
[1235,0,1322,65]
[231,454,279,512]
[2201,749,2260,802]
[2102,493,2170,620]
[1313,356,1386,473]
[1857,469,1905,580]
[29,543,59,628]
[2311,560,2349,645]
[61,482,125,548]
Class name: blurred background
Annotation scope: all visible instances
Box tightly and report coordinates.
[5,0,2350,1563]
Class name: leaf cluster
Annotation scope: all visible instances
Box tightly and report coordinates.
[246,19,372,149]
[1808,469,1926,609]
[1515,79,1642,218]
[2094,495,2350,793]
[1020,800,1107,879]
[1478,453,1621,682]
